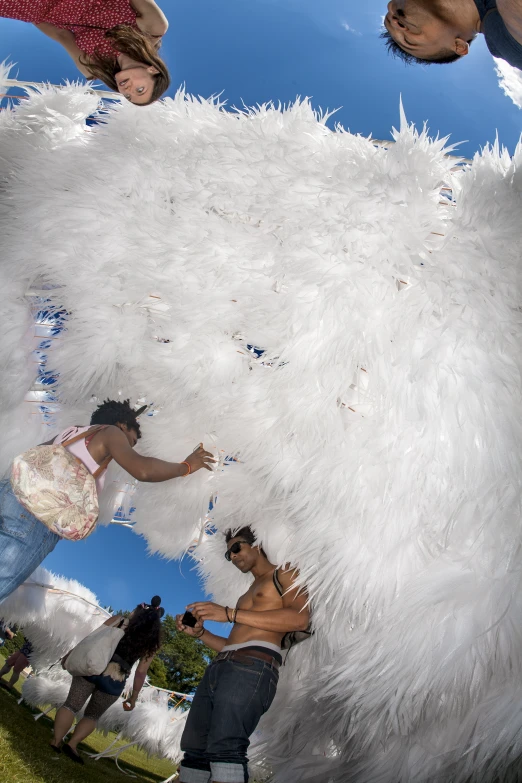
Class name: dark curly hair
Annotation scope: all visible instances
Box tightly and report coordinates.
[225,526,257,545]
[115,596,163,665]
[90,399,142,439]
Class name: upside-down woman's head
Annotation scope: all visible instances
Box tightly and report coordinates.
[83,25,171,105]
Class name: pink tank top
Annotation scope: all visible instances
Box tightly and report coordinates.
[53,426,108,495]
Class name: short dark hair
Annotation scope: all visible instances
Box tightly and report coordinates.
[380,30,462,65]
[225,526,267,558]
[225,526,257,545]
[90,398,142,438]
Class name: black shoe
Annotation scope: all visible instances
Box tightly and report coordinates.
[50,744,61,754]
[63,744,84,765]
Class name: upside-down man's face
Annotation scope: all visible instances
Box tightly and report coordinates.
[384,0,470,60]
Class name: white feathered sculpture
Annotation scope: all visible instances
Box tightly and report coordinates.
[1,68,521,783]
[0,566,110,669]
[0,565,106,718]
[95,686,187,764]
[22,672,72,714]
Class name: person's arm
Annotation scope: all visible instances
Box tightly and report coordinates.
[5,627,15,640]
[123,654,154,710]
[103,427,216,482]
[34,23,93,77]
[176,614,228,653]
[197,628,228,652]
[130,0,169,35]
[188,568,310,633]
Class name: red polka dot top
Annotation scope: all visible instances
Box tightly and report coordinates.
[0,0,138,57]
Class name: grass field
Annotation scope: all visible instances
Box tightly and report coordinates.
[0,658,178,783]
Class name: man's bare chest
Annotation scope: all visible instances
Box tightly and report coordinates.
[237,572,281,612]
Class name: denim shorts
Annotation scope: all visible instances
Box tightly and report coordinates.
[0,479,60,602]
[179,653,279,783]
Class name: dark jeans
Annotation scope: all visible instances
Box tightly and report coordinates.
[179,654,279,783]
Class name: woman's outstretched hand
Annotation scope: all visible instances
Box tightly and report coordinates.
[183,444,216,473]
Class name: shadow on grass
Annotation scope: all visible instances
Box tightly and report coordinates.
[0,685,174,783]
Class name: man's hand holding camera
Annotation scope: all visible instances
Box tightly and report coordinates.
[187,602,230,624]
[176,610,205,639]
[176,602,234,641]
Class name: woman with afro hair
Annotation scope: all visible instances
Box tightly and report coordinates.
[0,399,215,601]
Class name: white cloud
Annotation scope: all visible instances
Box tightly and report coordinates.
[341,20,361,35]
[495,57,522,109]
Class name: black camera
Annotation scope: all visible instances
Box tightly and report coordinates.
[182,610,197,628]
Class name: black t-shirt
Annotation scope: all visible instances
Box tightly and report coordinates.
[474,0,522,69]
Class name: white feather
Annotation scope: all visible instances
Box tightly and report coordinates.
[1,83,521,782]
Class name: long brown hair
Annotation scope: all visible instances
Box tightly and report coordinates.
[81,25,170,105]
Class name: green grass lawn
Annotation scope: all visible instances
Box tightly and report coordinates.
[0,664,178,783]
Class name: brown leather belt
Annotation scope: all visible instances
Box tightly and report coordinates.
[215,649,280,669]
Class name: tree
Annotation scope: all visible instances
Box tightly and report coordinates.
[157,614,216,695]
[112,608,130,618]
[147,655,169,690]
[1,628,25,657]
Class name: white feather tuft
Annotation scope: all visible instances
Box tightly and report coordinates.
[1,88,522,782]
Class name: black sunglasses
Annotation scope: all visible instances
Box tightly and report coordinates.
[225,540,250,561]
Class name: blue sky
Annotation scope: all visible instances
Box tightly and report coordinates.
[43,523,214,622]
[1,0,521,614]
[2,0,521,155]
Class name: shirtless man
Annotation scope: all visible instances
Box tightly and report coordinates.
[382,1,522,70]
[176,526,310,783]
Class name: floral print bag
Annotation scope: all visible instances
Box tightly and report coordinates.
[10,426,111,541]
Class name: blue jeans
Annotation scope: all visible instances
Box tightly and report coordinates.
[0,479,60,602]
[180,654,279,783]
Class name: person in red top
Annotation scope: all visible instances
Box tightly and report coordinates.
[0,0,170,104]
